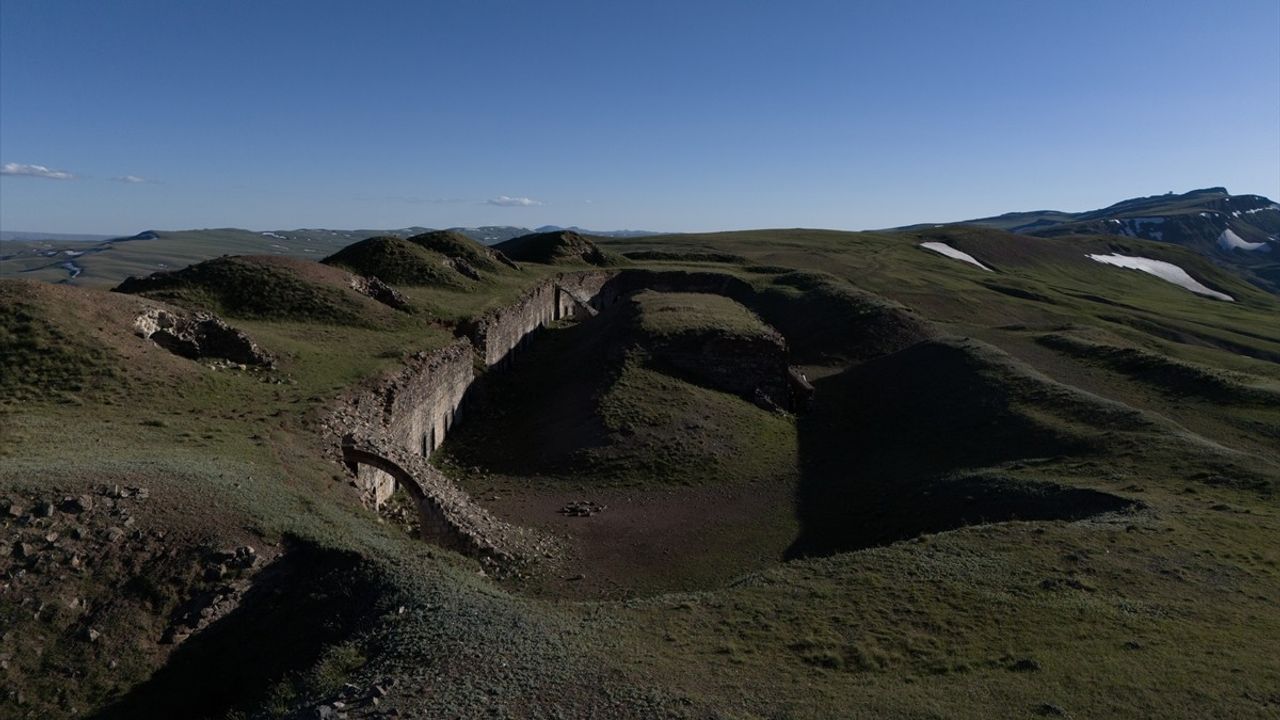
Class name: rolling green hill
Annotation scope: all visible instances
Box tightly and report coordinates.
[2,219,1278,719]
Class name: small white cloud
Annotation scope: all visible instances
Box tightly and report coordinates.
[486,195,543,207]
[1,162,75,180]
[112,175,147,183]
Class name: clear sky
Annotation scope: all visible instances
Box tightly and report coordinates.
[2,0,1278,234]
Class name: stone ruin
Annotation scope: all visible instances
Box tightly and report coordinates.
[134,307,274,367]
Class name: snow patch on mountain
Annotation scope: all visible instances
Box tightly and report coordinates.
[1087,254,1233,301]
[1217,229,1269,252]
[919,242,992,271]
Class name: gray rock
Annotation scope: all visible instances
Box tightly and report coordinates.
[133,307,274,367]
[60,495,93,514]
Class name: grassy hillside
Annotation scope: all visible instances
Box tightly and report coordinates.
[113,255,397,325]
[494,230,624,266]
[3,222,1279,718]
[321,236,470,288]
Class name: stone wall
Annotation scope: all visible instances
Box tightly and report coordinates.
[465,270,616,367]
[331,339,474,504]
[333,271,618,506]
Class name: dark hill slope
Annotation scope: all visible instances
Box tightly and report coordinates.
[322,232,519,288]
[787,335,1269,557]
[114,255,394,325]
[406,230,519,272]
[321,236,470,288]
[494,230,623,267]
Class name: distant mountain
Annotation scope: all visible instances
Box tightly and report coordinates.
[448,226,533,244]
[0,230,118,243]
[910,187,1280,293]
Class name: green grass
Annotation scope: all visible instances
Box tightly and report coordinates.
[3,221,1280,718]
[0,301,117,402]
[494,229,626,266]
[586,358,797,486]
[632,290,773,340]
[113,256,377,324]
[321,236,469,287]
[405,229,509,273]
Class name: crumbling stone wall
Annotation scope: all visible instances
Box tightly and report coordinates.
[330,340,474,504]
[466,271,617,366]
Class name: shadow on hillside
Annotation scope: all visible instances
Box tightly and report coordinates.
[93,541,382,720]
[786,339,1136,559]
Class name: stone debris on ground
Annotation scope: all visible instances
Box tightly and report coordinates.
[558,500,606,517]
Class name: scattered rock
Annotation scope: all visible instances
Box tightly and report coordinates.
[558,500,605,517]
[60,495,94,514]
[81,627,100,643]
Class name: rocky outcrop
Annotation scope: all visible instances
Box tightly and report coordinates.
[349,274,411,311]
[134,308,273,367]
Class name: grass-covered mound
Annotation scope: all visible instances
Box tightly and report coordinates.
[322,231,522,288]
[751,270,935,362]
[114,255,386,324]
[628,291,792,408]
[436,301,795,487]
[494,230,623,267]
[321,236,469,288]
[631,290,774,340]
[405,229,517,273]
[612,268,935,363]
[789,336,1157,557]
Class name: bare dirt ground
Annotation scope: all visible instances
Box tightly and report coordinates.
[466,474,800,600]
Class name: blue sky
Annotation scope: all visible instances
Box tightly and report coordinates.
[2,0,1277,234]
